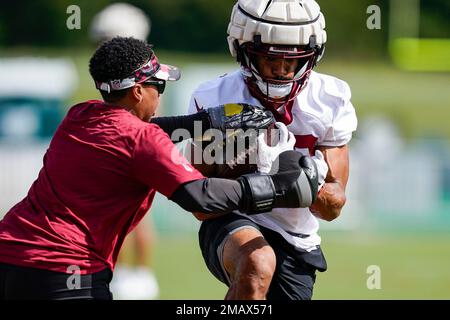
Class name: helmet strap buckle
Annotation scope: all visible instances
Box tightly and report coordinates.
[308,35,318,50]
[253,34,263,49]
[234,39,245,64]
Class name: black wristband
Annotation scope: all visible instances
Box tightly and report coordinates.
[237,173,276,214]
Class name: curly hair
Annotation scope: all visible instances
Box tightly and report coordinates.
[89,36,153,102]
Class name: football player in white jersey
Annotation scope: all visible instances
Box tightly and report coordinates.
[188,0,357,299]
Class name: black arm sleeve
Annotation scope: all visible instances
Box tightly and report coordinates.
[169,178,243,214]
[150,111,210,143]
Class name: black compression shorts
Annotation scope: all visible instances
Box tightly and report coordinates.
[198,212,328,300]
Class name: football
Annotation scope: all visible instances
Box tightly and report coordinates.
[190,122,277,179]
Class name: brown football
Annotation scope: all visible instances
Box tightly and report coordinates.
[188,122,277,179]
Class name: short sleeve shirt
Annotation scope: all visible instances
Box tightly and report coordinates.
[0,100,203,274]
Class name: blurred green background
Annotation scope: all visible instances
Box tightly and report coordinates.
[149,232,450,299]
[0,0,449,300]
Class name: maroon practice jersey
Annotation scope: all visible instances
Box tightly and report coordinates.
[0,100,203,274]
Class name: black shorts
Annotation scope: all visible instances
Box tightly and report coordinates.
[0,263,113,300]
[198,213,327,300]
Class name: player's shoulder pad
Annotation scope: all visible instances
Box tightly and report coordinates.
[307,72,357,146]
[190,70,244,113]
[192,70,241,95]
[309,71,352,107]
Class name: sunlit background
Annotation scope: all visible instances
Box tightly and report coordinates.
[0,0,449,299]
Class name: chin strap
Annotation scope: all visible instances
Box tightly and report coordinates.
[245,77,298,126]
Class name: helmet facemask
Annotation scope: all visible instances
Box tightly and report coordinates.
[227,0,327,109]
[237,39,320,106]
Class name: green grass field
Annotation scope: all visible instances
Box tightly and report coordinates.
[152,232,450,300]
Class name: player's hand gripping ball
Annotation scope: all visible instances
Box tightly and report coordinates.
[191,103,277,178]
[205,103,275,132]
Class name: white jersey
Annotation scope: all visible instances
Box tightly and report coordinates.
[188,70,357,251]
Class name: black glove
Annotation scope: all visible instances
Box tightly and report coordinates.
[203,103,275,132]
[237,150,319,215]
[192,103,274,177]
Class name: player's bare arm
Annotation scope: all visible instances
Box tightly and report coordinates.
[309,145,349,221]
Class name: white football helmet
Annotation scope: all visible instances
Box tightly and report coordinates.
[90,3,151,42]
[227,0,326,105]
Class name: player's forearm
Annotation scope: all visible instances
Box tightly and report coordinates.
[150,111,210,142]
[309,181,346,221]
[170,151,317,216]
[170,178,242,214]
